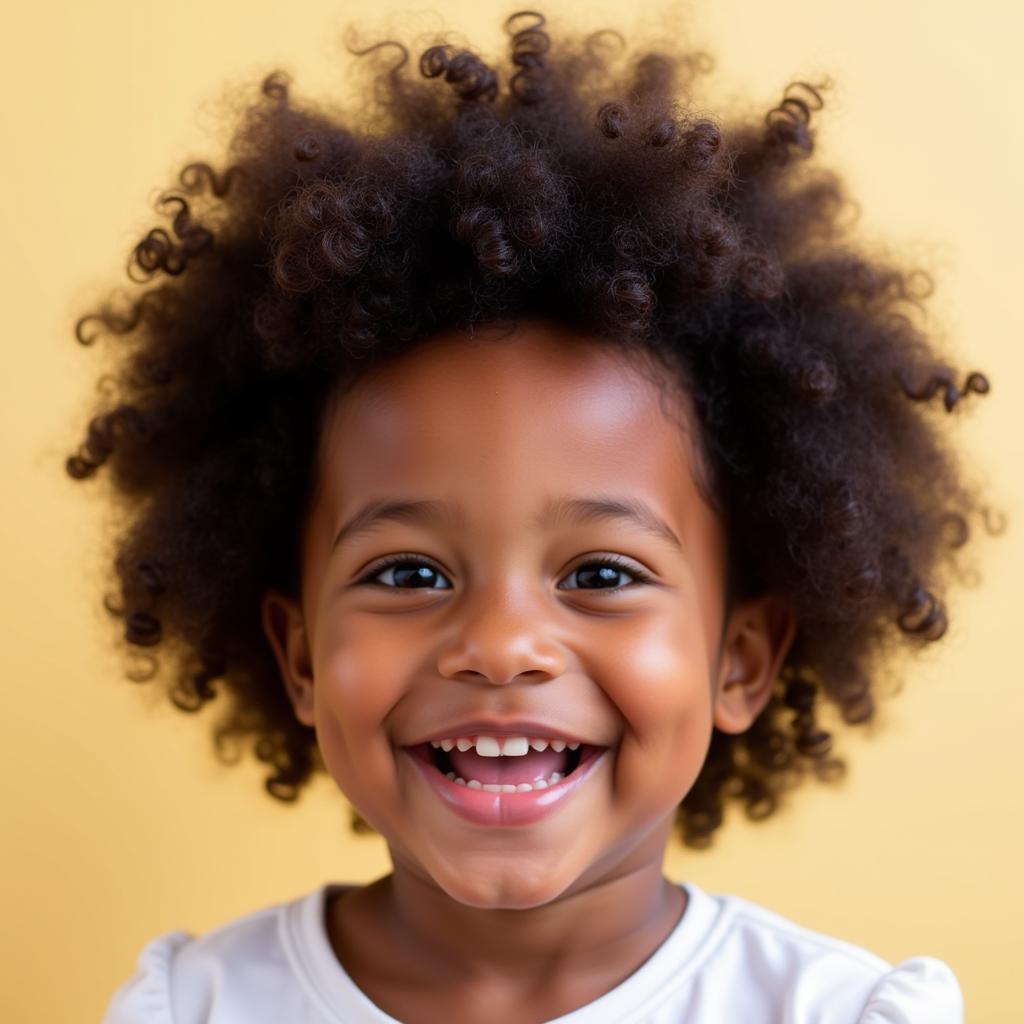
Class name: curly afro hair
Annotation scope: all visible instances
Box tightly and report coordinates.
[65,9,999,848]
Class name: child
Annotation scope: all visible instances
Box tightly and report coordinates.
[74,9,993,1022]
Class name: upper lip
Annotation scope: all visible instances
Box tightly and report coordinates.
[401,720,606,747]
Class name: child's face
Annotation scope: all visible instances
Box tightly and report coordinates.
[263,318,792,908]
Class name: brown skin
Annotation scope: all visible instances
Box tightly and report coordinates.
[261,318,796,1022]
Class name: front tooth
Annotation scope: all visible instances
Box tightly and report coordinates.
[550,739,566,752]
[500,736,529,756]
[475,735,501,757]
[440,739,455,752]
[455,737,474,752]
[530,738,549,752]
[568,742,580,751]
[431,740,442,748]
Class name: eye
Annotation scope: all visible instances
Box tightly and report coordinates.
[558,555,653,592]
[355,553,653,593]
[357,553,452,590]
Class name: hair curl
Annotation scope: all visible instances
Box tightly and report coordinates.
[66,9,1001,847]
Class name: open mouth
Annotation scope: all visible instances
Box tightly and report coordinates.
[405,741,602,793]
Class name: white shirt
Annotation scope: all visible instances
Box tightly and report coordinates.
[102,880,963,1023]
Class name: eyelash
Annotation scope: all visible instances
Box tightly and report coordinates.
[355,553,655,594]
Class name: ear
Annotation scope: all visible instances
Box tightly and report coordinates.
[260,588,315,727]
[713,594,797,734]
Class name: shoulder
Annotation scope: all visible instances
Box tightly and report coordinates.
[101,888,321,1024]
[102,929,192,1024]
[685,884,964,1023]
[856,956,963,1024]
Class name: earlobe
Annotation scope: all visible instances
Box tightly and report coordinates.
[260,588,316,727]
[713,595,797,734]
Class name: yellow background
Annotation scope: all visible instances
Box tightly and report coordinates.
[3,1,1021,1021]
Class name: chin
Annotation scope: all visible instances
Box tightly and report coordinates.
[428,855,578,910]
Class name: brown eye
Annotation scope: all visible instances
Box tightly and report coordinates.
[558,556,652,591]
[358,555,452,590]
[356,553,653,592]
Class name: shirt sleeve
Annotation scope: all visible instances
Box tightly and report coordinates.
[856,955,964,1024]
[101,931,193,1024]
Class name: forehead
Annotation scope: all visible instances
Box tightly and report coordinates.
[316,320,714,541]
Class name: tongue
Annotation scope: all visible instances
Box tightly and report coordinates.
[448,746,569,784]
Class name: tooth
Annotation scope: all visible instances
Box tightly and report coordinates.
[481,783,503,792]
[475,736,501,757]
[456,737,474,752]
[515,783,533,792]
[455,777,467,786]
[533,778,548,789]
[500,736,529,756]
[440,739,455,752]
[530,738,549,752]
[431,740,442,748]
[549,772,563,782]
[550,740,566,753]
[466,779,482,789]
[445,772,456,780]
[568,742,580,751]
[500,784,516,793]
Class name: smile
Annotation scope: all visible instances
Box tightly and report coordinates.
[402,741,610,827]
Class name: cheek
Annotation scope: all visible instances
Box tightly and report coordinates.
[603,610,711,723]
[602,612,714,805]
[310,619,410,792]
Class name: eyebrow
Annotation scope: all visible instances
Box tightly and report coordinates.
[331,496,685,555]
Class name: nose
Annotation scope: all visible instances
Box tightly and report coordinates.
[435,584,568,685]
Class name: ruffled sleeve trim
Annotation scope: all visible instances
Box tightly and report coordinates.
[858,955,964,1024]
[102,930,193,1024]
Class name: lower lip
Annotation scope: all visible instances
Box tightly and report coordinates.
[402,744,610,827]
